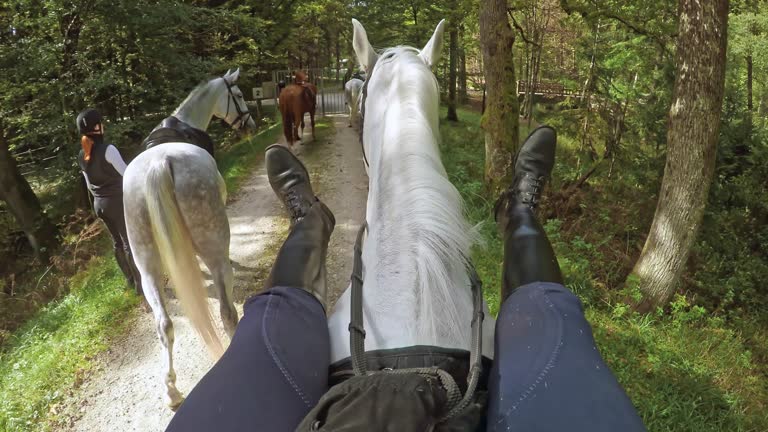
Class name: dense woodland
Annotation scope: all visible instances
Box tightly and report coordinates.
[1,0,767,430]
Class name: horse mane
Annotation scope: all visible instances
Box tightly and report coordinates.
[364,47,478,347]
[172,79,217,117]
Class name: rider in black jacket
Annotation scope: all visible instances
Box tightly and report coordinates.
[76,108,142,297]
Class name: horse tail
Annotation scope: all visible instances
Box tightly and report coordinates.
[280,97,294,143]
[145,157,224,358]
[284,107,295,142]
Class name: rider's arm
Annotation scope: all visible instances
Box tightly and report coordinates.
[104,144,128,176]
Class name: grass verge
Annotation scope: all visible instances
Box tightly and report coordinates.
[0,122,284,431]
[439,106,768,431]
[216,121,283,193]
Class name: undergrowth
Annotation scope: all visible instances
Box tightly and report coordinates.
[439,106,768,432]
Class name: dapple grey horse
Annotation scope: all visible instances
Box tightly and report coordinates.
[123,69,256,409]
[344,78,364,128]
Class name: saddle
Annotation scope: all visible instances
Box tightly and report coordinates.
[143,116,215,157]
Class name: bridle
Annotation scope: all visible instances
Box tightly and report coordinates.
[221,77,251,131]
[359,60,376,169]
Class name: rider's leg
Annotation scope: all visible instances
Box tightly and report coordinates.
[166,145,334,432]
[487,126,646,432]
[95,196,142,296]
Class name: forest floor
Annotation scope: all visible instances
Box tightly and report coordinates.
[52,114,368,431]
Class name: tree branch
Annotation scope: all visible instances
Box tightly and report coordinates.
[507,9,539,47]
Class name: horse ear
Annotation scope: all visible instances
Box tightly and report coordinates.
[419,19,446,68]
[352,19,377,72]
[230,68,240,82]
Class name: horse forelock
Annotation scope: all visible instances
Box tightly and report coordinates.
[362,46,476,349]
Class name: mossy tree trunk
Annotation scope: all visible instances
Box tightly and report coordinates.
[479,0,520,195]
[447,25,459,122]
[0,135,58,261]
[629,0,729,311]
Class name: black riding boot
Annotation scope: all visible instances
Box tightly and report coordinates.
[264,144,336,310]
[265,202,335,309]
[114,246,141,295]
[496,126,563,303]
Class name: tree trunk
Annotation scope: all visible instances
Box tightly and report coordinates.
[336,37,341,81]
[746,55,753,111]
[447,25,459,121]
[0,136,58,261]
[479,0,519,195]
[629,0,728,311]
[459,39,467,103]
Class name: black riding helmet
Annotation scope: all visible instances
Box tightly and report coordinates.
[76,108,103,135]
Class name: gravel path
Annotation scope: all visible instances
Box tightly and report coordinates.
[55,115,367,431]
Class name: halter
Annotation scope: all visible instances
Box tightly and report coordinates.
[221,77,251,130]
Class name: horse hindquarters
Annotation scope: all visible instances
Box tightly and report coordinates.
[144,157,225,358]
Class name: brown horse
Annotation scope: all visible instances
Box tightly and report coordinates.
[278,70,317,147]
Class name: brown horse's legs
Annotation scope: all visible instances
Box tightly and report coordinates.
[282,113,294,147]
[310,110,316,139]
[293,111,302,141]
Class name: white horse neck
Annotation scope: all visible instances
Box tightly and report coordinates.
[172,79,221,130]
[363,52,476,347]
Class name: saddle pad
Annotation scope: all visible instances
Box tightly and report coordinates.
[143,116,215,157]
[325,345,492,432]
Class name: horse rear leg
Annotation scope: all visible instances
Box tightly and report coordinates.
[138,250,185,409]
[282,113,294,147]
[310,109,316,139]
[125,187,185,410]
[184,171,237,338]
[200,254,237,338]
[293,111,302,141]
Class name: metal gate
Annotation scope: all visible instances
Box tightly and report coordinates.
[271,68,347,116]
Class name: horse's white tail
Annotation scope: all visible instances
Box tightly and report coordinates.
[145,158,224,358]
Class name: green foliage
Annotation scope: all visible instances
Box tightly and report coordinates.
[441,105,768,431]
[439,107,533,314]
[589,305,767,431]
[216,121,284,193]
[0,256,137,431]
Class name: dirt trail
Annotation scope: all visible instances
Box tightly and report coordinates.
[57,115,367,432]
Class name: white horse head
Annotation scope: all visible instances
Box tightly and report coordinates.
[353,18,445,174]
[173,68,257,132]
[328,19,495,362]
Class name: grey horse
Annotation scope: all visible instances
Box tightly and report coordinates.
[345,77,364,128]
[123,69,256,409]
